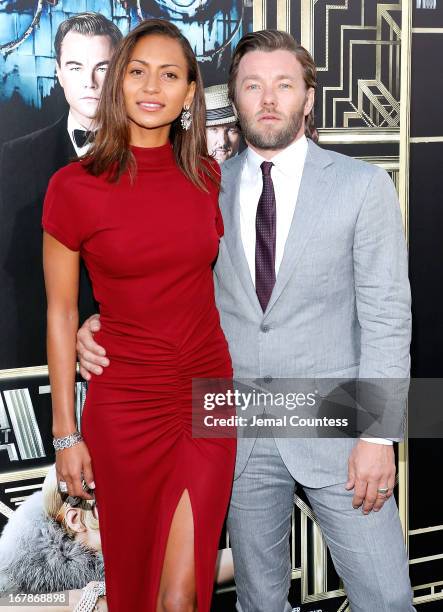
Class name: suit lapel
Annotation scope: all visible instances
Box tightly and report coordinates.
[264,140,336,316]
[37,115,76,178]
[57,115,77,164]
[220,152,263,316]
[220,141,336,318]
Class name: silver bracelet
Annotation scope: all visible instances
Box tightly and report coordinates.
[52,430,83,452]
[73,581,106,612]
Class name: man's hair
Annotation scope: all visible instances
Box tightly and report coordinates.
[54,12,123,65]
[228,29,318,142]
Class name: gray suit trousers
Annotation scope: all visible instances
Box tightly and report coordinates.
[227,436,415,612]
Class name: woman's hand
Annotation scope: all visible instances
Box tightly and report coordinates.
[56,442,95,500]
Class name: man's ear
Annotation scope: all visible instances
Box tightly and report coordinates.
[55,62,64,89]
[304,87,315,116]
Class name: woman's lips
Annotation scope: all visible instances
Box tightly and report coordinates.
[137,102,165,111]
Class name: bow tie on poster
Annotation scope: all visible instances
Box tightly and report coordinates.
[73,129,96,148]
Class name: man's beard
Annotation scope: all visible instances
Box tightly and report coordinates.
[237,106,305,150]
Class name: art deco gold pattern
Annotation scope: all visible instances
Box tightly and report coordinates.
[0,466,52,527]
[250,0,424,608]
[0,2,438,609]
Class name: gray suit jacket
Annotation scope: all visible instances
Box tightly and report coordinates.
[214,139,411,487]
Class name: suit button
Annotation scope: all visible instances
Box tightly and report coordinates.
[263,375,273,383]
[261,324,270,333]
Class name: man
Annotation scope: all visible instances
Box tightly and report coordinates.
[205,83,241,163]
[0,13,122,368]
[77,31,414,611]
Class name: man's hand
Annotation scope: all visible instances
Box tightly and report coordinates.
[346,439,396,514]
[76,314,109,380]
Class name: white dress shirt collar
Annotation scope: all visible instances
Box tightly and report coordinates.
[244,134,308,179]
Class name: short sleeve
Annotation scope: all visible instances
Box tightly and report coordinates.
[42,165,89,251]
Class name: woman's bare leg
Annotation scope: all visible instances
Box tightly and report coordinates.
[156,489,197,612]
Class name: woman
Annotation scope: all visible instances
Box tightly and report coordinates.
[0,464,106,611]
[42,19,236,612]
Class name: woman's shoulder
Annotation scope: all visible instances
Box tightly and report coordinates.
[43,161,110,250]
[48,160,110,198]
[50,159,88,181]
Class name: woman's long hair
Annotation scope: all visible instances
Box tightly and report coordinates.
[83,19,218,191]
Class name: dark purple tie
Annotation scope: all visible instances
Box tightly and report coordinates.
[255,161,276,311]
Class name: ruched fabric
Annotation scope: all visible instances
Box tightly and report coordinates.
[42,143,236,611]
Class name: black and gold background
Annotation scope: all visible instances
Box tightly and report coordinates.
[1,1,442,610]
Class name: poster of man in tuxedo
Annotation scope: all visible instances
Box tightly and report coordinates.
[0,13,122,369]
[0,1,249,370]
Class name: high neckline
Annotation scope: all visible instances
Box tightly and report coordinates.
[130,141,175,170]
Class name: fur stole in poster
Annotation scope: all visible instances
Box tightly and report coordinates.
[0,491,104,594]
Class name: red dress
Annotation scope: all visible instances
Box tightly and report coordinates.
[42,143,236,611]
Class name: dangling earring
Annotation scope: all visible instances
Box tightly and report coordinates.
[181,105,192,130]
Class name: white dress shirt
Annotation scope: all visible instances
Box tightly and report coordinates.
[67,112,93,157]
[239,135,392,447]
[240,134,308,283]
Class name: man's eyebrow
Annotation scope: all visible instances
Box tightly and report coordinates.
[128,59,182,68]
[242,74,295,82]
[64,61,83,67]
[95,60,110,68]
[241,74,263,82]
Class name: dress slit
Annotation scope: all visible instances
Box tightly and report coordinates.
[153,485,210,612]
[52,143,237,610]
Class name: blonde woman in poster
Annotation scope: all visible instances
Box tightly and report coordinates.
[0,462,234,610]
[42,19,236,612]
[0,464,106,611]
